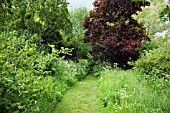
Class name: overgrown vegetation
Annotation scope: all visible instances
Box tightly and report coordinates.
[98,69,170,113]
[0,31,87,113]
[0,0,170,113]
[0,1,90,112]
[96,0,170,112]
[159,0,170,22]
[131,36,170,80]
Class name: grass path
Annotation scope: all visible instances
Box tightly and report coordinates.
[53,76,104,113]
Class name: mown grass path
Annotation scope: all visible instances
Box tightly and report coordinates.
[53,76,104,113]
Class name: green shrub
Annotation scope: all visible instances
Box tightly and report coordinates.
[98,69,170,113]
[55,59,87,82]
[0,31,87,113]
[138,39,159,53]
[80,54,112,76]
[131,36,170,79]
[0,31,57,112]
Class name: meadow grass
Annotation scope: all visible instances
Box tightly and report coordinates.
[98,69,170,113]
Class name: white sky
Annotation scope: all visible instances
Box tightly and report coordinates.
[67,0,170,10]
[67,0,94,10]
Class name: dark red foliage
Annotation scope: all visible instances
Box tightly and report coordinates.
[83,0,150,68]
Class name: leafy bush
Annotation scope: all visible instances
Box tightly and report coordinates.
[131,36,170,79]
[55,59,87,82]
[83,0,150,68]
[98,69,170,113]
[137,39,159,53]
[0,31,87,113]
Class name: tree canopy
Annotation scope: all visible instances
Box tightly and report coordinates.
[0,0,72,47]
[83,0,150,68]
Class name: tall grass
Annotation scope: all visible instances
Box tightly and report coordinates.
[98,69,170,113]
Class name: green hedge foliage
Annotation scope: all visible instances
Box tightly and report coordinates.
[131,36,170,79]
[0,31,87,113]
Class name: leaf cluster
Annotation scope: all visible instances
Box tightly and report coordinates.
[159,5,170,22]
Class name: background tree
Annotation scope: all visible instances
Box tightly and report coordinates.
[67,7,91,59]
[83,0,150,68]
[0,0,72,49]
[132,0,170,37]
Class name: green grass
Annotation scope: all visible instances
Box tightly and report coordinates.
[98,69,170,113]
[51,69,170,113]
[52,76,104,113]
